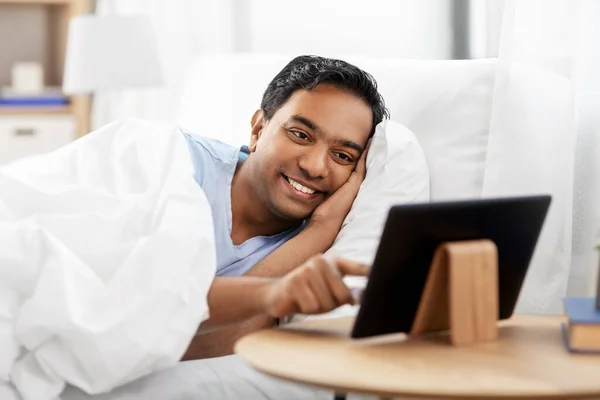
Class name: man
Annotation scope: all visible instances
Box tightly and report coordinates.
[0,55,388,399]
[182,55,389,358]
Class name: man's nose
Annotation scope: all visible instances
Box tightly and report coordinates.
[298,146,329,180]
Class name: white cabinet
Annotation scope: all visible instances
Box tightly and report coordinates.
[0,115,75,166]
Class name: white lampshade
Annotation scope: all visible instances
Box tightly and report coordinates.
[63,15,164,94]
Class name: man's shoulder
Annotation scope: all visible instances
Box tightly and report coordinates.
[183,131,239,166]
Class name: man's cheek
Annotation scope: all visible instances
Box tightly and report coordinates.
[334,172,353,189]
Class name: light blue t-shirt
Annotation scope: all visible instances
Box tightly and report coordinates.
[183,132,304,277]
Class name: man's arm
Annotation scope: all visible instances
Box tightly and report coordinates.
[181,226,339,360]
[197,277,273,334]
[182,257,367,360]
[184,222,343,359]
[182,142,371,359]
[183,219,357,361]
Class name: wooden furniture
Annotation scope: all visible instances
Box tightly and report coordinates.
[0,0,92,139]
[236,315,600,399]
[411,239,499,345]
[0,115,75,164]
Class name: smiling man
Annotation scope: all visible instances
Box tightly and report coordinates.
[182,55,389,358]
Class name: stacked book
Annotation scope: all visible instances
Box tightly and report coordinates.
[0,87,67,107]
[562,297,600,353]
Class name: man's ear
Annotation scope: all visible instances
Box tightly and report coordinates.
[249,110,265,153]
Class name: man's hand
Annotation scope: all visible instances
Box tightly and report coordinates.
[262,255,368,318]
[182,255,368,360]
[309,139,371,229]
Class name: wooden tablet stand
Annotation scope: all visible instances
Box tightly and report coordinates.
[410,239,499,345]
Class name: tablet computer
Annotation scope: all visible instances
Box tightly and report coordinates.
[351,195,551,339]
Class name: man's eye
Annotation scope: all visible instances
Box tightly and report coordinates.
[333,152,354,162]
[289,130,309,140]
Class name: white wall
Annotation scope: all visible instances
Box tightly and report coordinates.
[90,0,456,128]
[239,0,453,59]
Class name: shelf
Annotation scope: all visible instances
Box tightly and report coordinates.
[0,0,73,5]
[0,0,92,135]
[0,105,72,115]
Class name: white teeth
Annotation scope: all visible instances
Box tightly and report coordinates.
[286,177,315,194]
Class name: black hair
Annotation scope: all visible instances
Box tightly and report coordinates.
[260,55,389,136]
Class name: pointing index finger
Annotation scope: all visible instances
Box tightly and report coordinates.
[327,257,370,277]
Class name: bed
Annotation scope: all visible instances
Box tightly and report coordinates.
[62,355,339,400]
[65,54,495,400]
[3,54,496,400]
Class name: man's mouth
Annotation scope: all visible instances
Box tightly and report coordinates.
[283,175,318,195]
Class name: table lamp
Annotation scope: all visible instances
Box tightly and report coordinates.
[63,14,163,94]
[62,14,164,132]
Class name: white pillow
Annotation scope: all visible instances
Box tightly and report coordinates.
[342,57,496,201]
[325,120,430,265]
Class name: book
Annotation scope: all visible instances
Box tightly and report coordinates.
[0,86,67,106]
[597,244,600,310]
[597,272,600,310]
[562,297,600,353]
[0,98,67,106]
[596,242,600,310]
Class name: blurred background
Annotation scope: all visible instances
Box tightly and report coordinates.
[0,0,505,143]
[88,0,505,127]
[0,0,599,311]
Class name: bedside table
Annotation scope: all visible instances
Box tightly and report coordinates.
[235,315,600,400]
[0,114,75,165]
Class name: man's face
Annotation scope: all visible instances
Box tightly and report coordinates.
[247,84,373,221]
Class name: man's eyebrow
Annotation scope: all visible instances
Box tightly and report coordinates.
[287,114,364,153]
[336,139,364,153]
[288,115,321,133]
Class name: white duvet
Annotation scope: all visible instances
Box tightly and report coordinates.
[0,119,216,400]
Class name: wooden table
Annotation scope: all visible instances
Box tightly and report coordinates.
[235,315,600,399]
